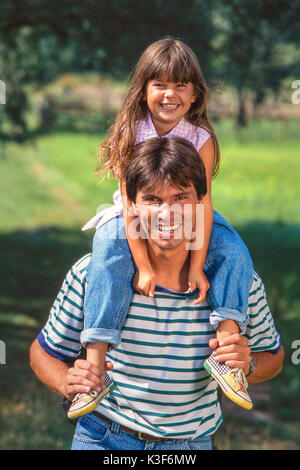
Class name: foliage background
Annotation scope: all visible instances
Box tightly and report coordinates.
[0,0,299,450]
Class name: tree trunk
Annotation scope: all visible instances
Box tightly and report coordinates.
[237,88,247,127]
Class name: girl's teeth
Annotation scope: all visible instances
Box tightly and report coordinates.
[161,104,178,109]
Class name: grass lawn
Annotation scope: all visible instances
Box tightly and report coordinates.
[0,118,299,450]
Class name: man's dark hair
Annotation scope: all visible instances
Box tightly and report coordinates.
[124,137,207,202]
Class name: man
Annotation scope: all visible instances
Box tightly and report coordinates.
[30,137,284,451]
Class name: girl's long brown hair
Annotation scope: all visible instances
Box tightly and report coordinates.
[98,37,220,179]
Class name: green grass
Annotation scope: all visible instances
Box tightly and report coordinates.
[0,118,299,449]
[0,134,118,232]
[212,119,300,224]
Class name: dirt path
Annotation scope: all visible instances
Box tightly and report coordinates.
[29,161,86,220]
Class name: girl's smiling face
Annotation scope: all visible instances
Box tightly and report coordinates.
[145,78,196,136]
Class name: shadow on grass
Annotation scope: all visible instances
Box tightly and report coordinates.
[238,220,300,316]
[0,227,93,358]
[0,220,299,448]
[0,226,93,449]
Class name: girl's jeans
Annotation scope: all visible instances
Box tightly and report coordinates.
[81,211,253,349]
[71,413,213,450]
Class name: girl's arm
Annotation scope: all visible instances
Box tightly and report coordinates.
[189,137,215,304]
[120,178,156,297]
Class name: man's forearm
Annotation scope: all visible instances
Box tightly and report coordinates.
[29,338,69,396]
[248,345,284,383]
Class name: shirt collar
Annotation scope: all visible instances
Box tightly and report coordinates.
[140,112,189,141]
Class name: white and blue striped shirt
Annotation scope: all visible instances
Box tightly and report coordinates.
[38,254,281,439]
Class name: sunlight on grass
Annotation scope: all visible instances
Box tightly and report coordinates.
[0,133,118,232]
[0,312,39,327]
[212,119,300,225]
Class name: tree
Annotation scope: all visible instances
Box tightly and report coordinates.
[213,0,300,126]
[0,0,215,140]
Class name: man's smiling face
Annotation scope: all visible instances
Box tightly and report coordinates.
[132,181,201,251]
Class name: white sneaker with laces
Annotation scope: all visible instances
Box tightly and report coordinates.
[67,373,115,420]
[204,354,253,410]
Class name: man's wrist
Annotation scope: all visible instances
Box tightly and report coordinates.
[57,363,72,398]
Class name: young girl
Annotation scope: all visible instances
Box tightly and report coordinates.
[67,38,254,420]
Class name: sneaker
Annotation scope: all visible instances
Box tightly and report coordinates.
[67,373,115,420]
[204,354,253,410]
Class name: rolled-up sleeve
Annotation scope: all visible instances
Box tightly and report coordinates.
[246,272,282,354]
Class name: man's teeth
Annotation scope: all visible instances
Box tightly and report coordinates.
[158,223,181,232]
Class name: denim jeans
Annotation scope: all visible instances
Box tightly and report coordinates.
[71,413,213,450]
[81,211,253,348]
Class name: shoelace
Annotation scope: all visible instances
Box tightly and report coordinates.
[231,368,248,389]
[72,390,98,403]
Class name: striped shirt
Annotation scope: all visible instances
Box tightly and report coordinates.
[38,254,281,439]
